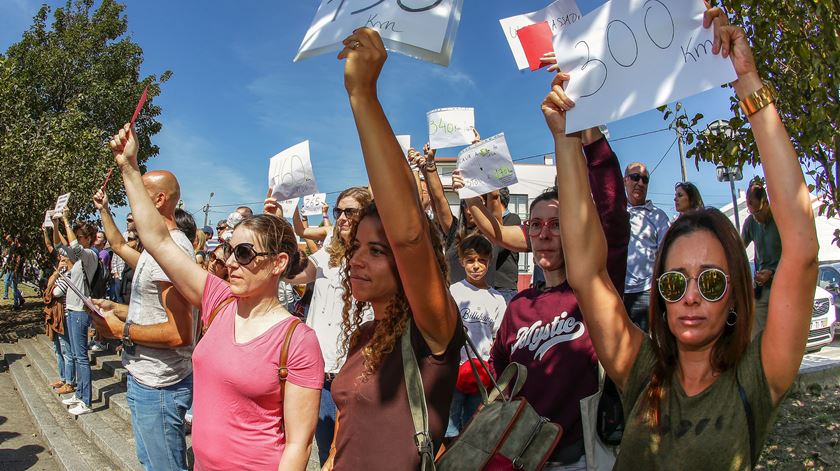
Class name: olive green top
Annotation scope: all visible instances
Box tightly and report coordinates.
[615,335,778,470]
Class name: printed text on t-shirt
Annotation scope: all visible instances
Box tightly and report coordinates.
[511,312,585,361]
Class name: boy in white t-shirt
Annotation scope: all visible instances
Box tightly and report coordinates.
[446,234,508,439]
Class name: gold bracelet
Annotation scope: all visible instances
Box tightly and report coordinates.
[738,82,776,117]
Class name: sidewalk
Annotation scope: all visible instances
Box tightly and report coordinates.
[796,338,840,391]
[0,358,58,471]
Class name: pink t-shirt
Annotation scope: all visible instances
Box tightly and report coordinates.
[192,274,324,470]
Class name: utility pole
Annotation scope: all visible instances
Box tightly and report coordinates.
[676,124,688,183]
[707,119,744,233]
[202,192,214,227]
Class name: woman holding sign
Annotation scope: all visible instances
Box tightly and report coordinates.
[546,8,817,470]
[321,28,464,470]
[108,126,324,470]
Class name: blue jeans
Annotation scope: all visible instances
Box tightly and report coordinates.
[51,320,72,383]
[126,373,192,471]
[6,272,23,307]
[622,291,650,333]
[316,377,337,465]
[446,390,483,437]
[67,310,92,405]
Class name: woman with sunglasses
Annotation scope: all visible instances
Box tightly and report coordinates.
[266,185,372,467]
[318,28,463,470]
[546,9,817,469]
[674,181,705,217]
[108,126,324,470]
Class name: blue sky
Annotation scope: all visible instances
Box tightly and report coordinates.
[1,0,766,228]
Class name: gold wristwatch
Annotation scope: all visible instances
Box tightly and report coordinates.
[739,82,776,116]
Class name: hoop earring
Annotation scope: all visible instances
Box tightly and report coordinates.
[726,309,737,326]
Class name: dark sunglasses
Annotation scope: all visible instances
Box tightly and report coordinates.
[333,207,359,219]
[222,242,276,266]
[658,268,729,303]
[627,173,650,184]
[522,218,561,236]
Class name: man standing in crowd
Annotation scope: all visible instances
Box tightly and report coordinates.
[489,188,521,303]
[91,170,195,471]
[742,178,781,334]
[622,162,669,332]
[3,235,24,308]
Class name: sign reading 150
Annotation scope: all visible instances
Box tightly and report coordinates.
[574,0,674,98]
[327,0,444,21]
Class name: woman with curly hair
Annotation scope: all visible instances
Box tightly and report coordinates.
[321,28,464,470]
[546,7,818,469]
[269,185,373,466]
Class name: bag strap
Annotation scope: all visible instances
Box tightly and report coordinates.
[736,372,757,470]
[400,322,436,471]
[203,296,236,334]
[278,317,302,398]
[487,362,528,403]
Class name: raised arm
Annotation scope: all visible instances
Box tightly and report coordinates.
[413,144,454,233]
[42,227,54,255]
[292,207,329,242]
[51,213,67,247]
[340,28,458,352]
[703,9,818,403]
[93,189,140,268]
[109,123,207,307]
[453,182,529,252]
[544,72,642,389]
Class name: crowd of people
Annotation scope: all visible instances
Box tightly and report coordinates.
[16,7,815,471]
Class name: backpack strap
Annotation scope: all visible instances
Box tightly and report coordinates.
[401,322,436,471]
[736,372,757,470]
[278,318,302,399]
[202,296,236,334]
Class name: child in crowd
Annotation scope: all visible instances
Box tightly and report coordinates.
[446,234,507,440]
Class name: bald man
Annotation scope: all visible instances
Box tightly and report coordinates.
[622,162,670,332]
[91,169,195,471]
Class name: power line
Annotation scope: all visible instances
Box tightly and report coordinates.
[650,137,679,176]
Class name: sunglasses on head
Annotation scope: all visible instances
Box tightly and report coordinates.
[523,218,561,236]
[222,242,276,266]
[333,207,359,219]
[658,268,729,303]
[627,173,650,184]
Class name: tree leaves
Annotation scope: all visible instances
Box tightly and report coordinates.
[0,0,169,262]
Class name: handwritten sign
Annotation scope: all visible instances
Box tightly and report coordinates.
[553,0,737,133]
[54,193,71,213]
[268,141,319,201]
[396,134,411,161]
[499,0,581,70]
[43,210,54,228]
[456,133,518,199]
[427,107,474,149]
[280,198,300,218]
[296,0,465,66]
[301,193,328,217]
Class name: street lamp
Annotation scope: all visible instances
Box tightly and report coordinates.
[706,119,744,233]
[203,192,215,227]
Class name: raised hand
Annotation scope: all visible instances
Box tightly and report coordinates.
[109,123,139,171]
[407,148,426,168]
[93,189,109,211]
[541,71,574,136]
[263,188,282,218]
[470,128,481,144]
[703,6,757,82]
[451,169,465,191]
[422,143,436,162]
[338,27,387,98]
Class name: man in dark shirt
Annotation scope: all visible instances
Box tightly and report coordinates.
[742,179,781,334]
[493,188,521,303]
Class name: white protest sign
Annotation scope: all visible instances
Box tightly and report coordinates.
[279,198,300,218]
[301,193,328,217]
[456,133,518,199]
[554,0,737,133]
[268,141,319,201]
[499,0,582,70]
[296,0,465,66]
[427,107,474,149]
[43,210,54,228]
[396,135,411,160]
[53,193,71,213]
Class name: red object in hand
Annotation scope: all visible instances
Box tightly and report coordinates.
[130,85,148,128]
[100,167,114,192]
[517,22,554,71]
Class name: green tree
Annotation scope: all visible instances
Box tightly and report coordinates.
[0,0,170,261]
[661,1,839,240]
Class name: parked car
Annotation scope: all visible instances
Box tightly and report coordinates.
[807,284,836,352]
[818,262,840,311]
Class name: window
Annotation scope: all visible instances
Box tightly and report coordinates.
[819,267,840,289]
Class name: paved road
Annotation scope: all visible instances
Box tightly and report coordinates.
[0,358,58,471]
